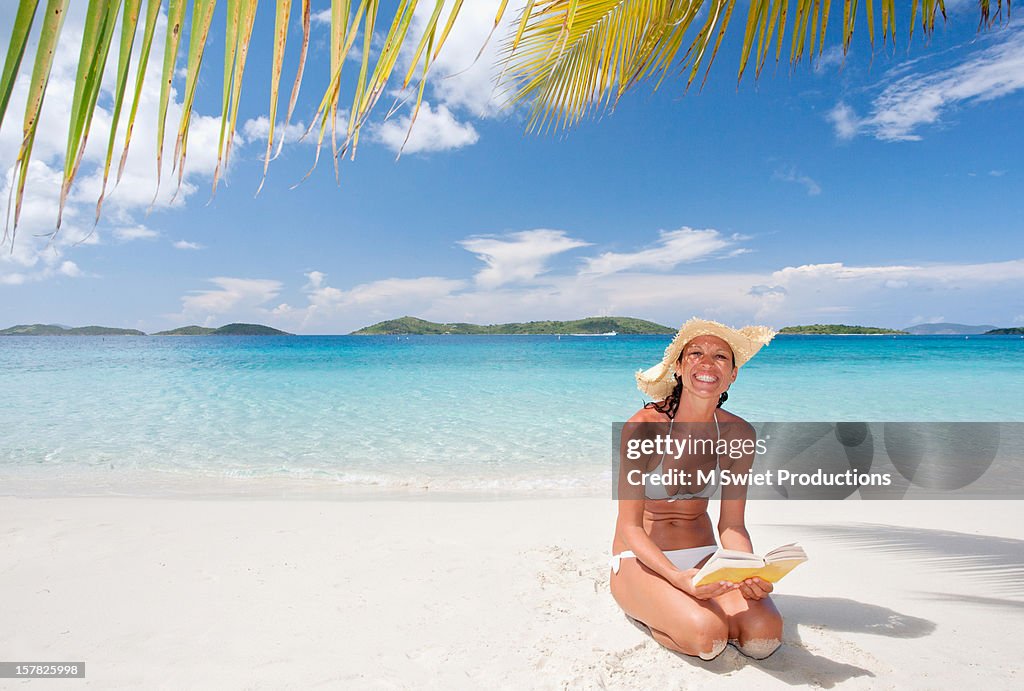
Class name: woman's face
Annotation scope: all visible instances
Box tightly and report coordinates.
[674,335,737,400]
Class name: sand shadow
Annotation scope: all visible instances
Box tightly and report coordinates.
[627,594,934,687]
[774,594,936,638]
[918,592,1024,611]
[771,522,1024,598]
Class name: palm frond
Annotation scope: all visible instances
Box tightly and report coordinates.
[6,0,68,244]
[499,0,1009,133]
[0,0,1011,241]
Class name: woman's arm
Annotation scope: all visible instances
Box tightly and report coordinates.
[614,499,736,600]
[717,419,772,600]
[616,415,736,600]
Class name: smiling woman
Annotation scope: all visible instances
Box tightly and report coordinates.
[611,317,780,660]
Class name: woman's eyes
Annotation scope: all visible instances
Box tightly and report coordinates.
[686,351,728,361]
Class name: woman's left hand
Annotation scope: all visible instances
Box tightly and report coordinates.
[738,577,773,600]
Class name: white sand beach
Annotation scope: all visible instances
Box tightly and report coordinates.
[2,497,1022,689]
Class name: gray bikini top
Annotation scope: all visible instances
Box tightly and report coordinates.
[644,411,721,501]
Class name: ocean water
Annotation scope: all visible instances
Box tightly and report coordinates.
[2,334,1022,496]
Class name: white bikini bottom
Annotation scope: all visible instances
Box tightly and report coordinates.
[609,544,717,574]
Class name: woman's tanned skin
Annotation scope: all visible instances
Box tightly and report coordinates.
[611,335,783,660]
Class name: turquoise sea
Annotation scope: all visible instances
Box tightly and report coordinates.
[2,335,1023,496]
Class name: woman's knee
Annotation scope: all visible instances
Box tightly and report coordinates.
[732,606,783,659]
[666,608,729,660]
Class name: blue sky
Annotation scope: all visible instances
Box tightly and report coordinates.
[1,2,1022,334]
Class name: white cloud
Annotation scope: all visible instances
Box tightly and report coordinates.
[372,100,479,155]
[830,28,1024,141]
[172,240,203,250]
[176,225,1024,333]
[459,229,590,288]
[0,271,26,285]
[305,270,326,289]
[242,116,310,146]
[580,228,740,276]
[294,271,467,330]
[312,9,332,25]
[113,224,160,241]
[772,167,822,196]
[813,46,846,74]
[408,1,523,118]
[828,102,861,139]
[175,277,283,324]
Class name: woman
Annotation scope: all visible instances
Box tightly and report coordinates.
[610,318,783,661]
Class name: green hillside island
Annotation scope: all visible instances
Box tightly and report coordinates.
[778,324,908,335]
[153,323,292,336]
[352,316,675,335]
[0,324,145,336]
[984,327,1024,335]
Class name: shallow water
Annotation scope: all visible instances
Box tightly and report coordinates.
[2,334,1021,495]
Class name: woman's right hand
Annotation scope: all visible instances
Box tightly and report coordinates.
[671,568,738,600]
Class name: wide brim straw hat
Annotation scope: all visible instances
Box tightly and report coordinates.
[636,318,777,400]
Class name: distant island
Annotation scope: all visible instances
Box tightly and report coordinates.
[152,323,292,336]
[0,324,146,336]
[1,323,291,336]
[352,316,675,335]
[903,322,997,335]
[984,327,1024,335]
[778,324,908,335]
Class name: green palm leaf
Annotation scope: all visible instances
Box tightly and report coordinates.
[154,0,187,207]
[256,0,292,194]
[117,0,161,185]
[171,0,217,199]
[58,0,121,230]
[0,0,1012,238]
[5,0,68,243]
[0,0,40,130]
[95,0,144,222]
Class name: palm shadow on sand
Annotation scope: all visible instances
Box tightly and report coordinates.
[772,522,1024,599]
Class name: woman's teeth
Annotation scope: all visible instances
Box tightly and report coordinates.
[694,373,717,383]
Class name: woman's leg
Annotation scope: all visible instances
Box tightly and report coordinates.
[610,557,729,660]
[713,589,783,659]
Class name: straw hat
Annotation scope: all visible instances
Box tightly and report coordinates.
[636,318,776,400]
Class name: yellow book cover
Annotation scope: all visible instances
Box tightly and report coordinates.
[693,544,807,587]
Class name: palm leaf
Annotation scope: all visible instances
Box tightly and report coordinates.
[153,0,187,206]
[117,0,161,184]
[171,0,217,199]
[257,0,292,194]
[212,0,259,196]
[0,0,40,131]
[95,0,143,222]
[275,0,309,161]
[2,0,1014,238]
[502,0,1008,133]
[6,0,68,243]
[306,0,361,180]
[58,0,121,230]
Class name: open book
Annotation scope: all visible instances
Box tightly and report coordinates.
[693,543,808,587]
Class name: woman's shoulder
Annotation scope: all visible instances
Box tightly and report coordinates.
[716,408,756,439]
[627,405,669,424]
